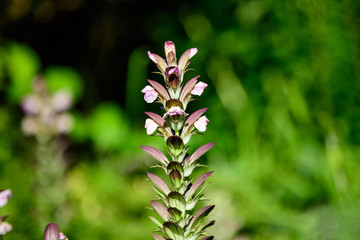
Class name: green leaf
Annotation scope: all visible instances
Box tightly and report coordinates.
[5,42,41,102]
[149,216,163,229]
[44,65,83,101]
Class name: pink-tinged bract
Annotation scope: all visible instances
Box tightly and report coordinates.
[145,119,158,135]
[191,81,208,96]
[141,85,158,103]
[43,223,60,240]
[194,116,210,132]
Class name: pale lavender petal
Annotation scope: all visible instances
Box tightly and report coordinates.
[194,116,209,132]
[145,119,158,135]
[0,189,12,208]
[190,82,208,96]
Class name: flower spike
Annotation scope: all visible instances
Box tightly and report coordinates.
[142,41,215,239]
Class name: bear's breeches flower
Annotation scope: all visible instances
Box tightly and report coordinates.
[141,41,215,240]
[145,119,159,135]
[141,86,159,103]
[194,116,210,132]
[191,81,208,96]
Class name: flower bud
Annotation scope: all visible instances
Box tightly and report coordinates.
[43,223,60,240]
[164,41,177,66]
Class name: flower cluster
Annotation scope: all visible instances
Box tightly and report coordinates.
[43,223,68,240]
[0,189,12,236]
[21,76,73,137]
[141,41,215,240]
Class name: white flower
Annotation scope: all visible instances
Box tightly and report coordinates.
[52,90,73,112]
[145,119,158,135]
[191,82,208,96]
[141,86,158,103]
[194,116,209,132]
[0,189,12,208]
[0,222,12,235]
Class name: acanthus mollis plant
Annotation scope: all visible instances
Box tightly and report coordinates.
[141,41,216,240]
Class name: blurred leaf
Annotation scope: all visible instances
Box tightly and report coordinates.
[44,65,83,101]
[88,103,129,151]
[5,42,41,102]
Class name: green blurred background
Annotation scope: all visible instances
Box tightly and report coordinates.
[1,0,360,239]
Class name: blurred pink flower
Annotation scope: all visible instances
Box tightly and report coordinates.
[21,117,38,136]
[0,189,12,208]
[55,114,74,134]
[194,116,209,132]
[0,222,12,235]
[145,119,158,135]
[141,86,158,103]
[22,95,41,115]
[191,82,208,96]
[163,106,188,119]
[52,90,73,112]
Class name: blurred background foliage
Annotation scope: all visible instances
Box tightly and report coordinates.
[0,0,360,239]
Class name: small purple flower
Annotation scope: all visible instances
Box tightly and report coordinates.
[0,189,12,208]
[191,82,208,96]
[163,106,188,119]
[194,116,209,132]
[0,222,12,235]
[145,119,159,135]
[141,86,159,103]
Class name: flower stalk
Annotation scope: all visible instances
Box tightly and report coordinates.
[21,76,73,227]
[141,41,215,240]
